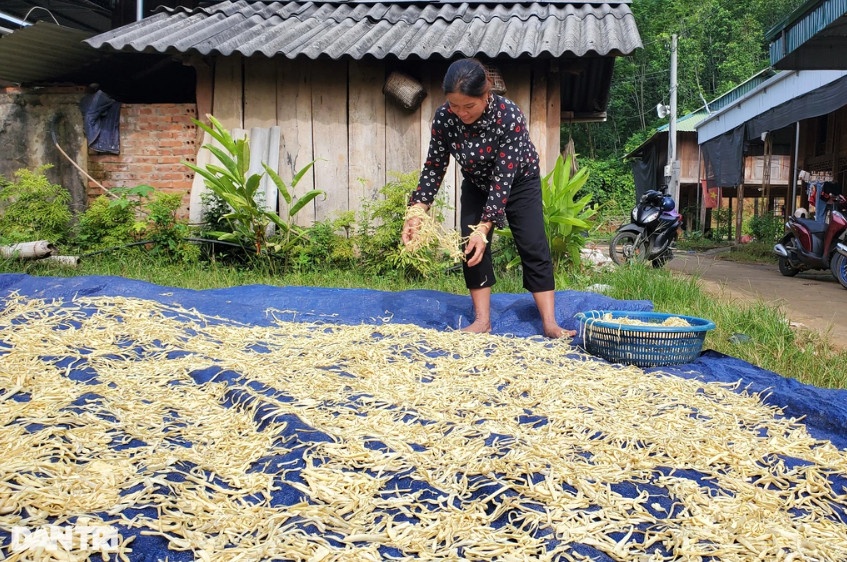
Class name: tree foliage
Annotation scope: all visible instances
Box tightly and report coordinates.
[569,0,807,161]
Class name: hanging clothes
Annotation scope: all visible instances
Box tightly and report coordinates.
[79,90,121,154]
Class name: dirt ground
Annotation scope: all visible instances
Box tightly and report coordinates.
[666,249,847,349]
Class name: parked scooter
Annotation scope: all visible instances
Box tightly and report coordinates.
[609,186,682,268]
[837,242,847,289]
[773,182,847,289]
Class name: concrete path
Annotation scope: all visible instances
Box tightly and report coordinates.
[667,250,847,347]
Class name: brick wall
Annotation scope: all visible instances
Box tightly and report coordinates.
[87,103,197,218]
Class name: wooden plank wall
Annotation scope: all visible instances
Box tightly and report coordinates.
[208,57,560,230]
[349,60,387,211]
[212,57,243,129]
[276,60,315,225]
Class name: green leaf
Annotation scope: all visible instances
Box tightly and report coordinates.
[539,154,595,269]
[288,190,325,218]
[203,145,240,178]
[196,115,237,155]
[245,174,263,200]
[265,212,291,231]
[236,138,251,179]
[263,164,292,205]
[290,160,316,189]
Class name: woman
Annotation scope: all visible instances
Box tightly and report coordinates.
[401,58,574,338]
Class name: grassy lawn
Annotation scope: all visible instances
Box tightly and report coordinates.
[2,243,846,390]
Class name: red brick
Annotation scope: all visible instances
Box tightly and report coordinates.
[85,103,198,216]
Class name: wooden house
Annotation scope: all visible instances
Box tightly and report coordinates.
[626,70,795,235]
[85,0,642,228]
[697,69,847,241]
[670,0,847,241]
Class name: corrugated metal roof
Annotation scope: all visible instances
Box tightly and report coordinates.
[0,0,113,34]
[656,110,706,134]
[767,0,847,69]
[0,22,95,85]
[85,0,641,60]
[696,69,847,143]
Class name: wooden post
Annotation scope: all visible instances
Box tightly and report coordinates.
[529,62,549,173]
[311,61,350,222]
[546,60,561,170]
[244,58,277,129]
[735,183,744,244]
[762,134,772,213]
[187,55,213,148]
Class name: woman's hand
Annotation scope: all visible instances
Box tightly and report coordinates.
[465,222,492,267]
[401,203,428,245]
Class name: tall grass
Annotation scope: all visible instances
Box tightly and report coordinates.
[3,252,846,389]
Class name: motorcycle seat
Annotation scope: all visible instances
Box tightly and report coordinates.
[794,217,827,234]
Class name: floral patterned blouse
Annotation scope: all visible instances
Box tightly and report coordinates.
[410,94,540,227]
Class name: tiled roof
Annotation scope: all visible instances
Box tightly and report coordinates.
[85,0,642,60]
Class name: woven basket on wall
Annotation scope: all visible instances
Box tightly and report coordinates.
[383,71,427,111]
[486,65,507,95]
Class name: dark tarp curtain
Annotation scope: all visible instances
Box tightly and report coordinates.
[701,125,744,188]
[745,75,847,141]
[630,143,659,202]
[699,74,847,189]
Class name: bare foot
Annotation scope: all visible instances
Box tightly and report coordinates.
[460,319,492,334]
[544,324,576,339]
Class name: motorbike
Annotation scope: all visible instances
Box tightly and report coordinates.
[838,242,847,287]
[609,186,682,268]
[773,186,847,290]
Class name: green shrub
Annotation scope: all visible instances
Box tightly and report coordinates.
[356,172,454,279]
[746,212,785,242]
[75,188,149,251]
[491,232,520,271]
[712,207,733,240]
[198,191,231,239]
[582,156,635,223]
[677,230,730,251]
[0,166,72,244]
[145,192,200,263]
[288,212,357,272]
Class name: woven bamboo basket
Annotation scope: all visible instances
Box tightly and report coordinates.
[486,66,507,95]
[383,71,427,110]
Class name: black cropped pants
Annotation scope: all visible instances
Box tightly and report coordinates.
[460,174,555,293]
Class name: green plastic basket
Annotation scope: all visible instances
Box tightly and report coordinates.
[576,310,716,368]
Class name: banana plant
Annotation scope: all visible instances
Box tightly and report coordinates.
[184,115,323,256]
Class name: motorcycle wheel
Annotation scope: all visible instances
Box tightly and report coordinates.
[650,232,677,269]
[610,231,647,266]
[777,235,800,277]
[778,256,800,277]
[831,251,847,289]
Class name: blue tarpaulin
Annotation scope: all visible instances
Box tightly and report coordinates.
[1,273,846,561]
